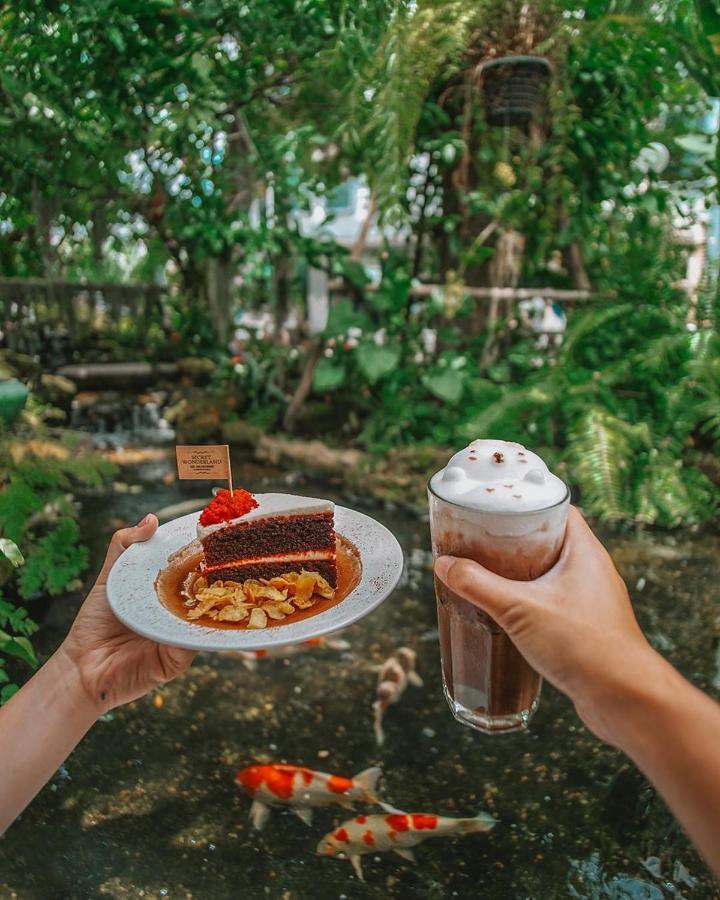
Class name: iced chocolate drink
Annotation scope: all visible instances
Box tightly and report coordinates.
[428,440,569,734]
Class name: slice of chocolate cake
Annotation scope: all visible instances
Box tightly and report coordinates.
[197,489,337,588]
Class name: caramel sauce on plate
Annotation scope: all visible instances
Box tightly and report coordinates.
[155,535,361,630]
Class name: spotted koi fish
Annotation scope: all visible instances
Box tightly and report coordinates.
[372,647,423,746]
[317,807,496,881]
[224,636,351,671]
[236,763,382,830]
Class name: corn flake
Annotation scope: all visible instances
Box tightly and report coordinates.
[248,607,268,629]
[243,581,288,603]
[217,606,251,623]
[263,605,287,621]
[184,569,335,628]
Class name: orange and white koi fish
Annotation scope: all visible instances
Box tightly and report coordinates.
[224,636,351,671]
[236,763,382,830]
[372,647,423,746]
[317,807,496,881]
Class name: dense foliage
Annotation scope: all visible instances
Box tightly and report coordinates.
[1,1,719,526]
[0,426,114,700]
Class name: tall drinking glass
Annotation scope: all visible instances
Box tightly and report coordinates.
[428,445,569,734]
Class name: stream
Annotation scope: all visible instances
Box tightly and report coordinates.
[1,430,719,899]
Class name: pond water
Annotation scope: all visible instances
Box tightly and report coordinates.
[1,452,719,899]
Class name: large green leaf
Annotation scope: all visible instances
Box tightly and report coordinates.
[675,133,717,160]
[324,299,371,337]
[1,684,19,703]
[357,342,401,383]
[0,538,24,568]
[696,0,720,55]
[421,369,465,403]
[0,630,38,668]
[313,358,346,392]
[336,258,370,289]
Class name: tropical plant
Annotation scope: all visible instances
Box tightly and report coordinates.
[464,278,720,526]
[0,537,36,704]
[347,0,566,221]
[0,432,114,701]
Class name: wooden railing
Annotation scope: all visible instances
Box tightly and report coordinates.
[0,277,167,356]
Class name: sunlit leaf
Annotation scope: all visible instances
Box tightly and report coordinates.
[0,630,38,668]
[357,342,401,383]
[421,369,465,403]
[313,358,346,392]
[0,538,24,568]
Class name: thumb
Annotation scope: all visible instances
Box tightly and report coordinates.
[434,555,532,631]
[97,513,159,584]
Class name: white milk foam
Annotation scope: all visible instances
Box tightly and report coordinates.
[430,439,566,513]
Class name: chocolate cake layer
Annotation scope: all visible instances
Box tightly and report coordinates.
[206,558,337,589]
[201,512,335,567]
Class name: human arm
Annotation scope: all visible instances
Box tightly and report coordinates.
[0,514,195,834]
[434,507,720,875]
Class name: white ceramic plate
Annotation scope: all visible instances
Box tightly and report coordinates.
[106,505,403,652]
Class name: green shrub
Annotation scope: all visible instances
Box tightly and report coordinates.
[0,433,114,701]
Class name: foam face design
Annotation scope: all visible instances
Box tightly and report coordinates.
[430,439,567,513]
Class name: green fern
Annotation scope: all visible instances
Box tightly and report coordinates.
[17,517,87,598]
[688,350,720,440]
[0,433,114,700]
[560,304,635,360]
[345,0,568,218]
[633,452,716,527]
[696,399,720,441]
[0,479,44,543]
[0,596,38,638]
[634,331,692,375]
[351,0,481,219]
[568,407,643,520]
[462,384,554,441]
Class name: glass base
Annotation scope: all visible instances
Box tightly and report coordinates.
[442,677,541,734]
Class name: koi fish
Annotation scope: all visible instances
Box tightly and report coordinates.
[317,807,496,881]
[372,647,423,746]
[224,636,351,671]
[236,763,382,830]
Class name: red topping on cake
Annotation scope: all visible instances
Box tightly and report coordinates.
[199,488,258,527]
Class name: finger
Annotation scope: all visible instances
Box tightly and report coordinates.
[434,555,533,628]
[97,513,159,583]
[160,646,197,681]
[542,506,615,580]
[564,506,602,558]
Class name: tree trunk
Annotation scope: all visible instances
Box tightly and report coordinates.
[31,178,58,276]
[91,206,108,266]
[283,190,377,431]
[273,252,291,340]
[282,338,323,431]
[205,257,233,347]
[480,229,526,367]
[559,206,592,292]
[226,112,257,215]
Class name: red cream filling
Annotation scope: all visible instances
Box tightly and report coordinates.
[201,548,336,574]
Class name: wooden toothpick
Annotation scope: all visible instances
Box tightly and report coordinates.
[226,445,234,496]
